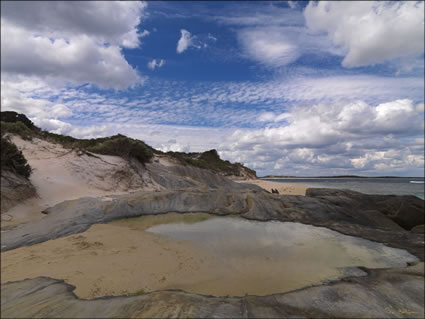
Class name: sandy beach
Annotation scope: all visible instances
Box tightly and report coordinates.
[236,179,309,195]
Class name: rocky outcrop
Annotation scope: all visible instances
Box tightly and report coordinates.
[163,149,257,180]
[0,170,36,213]
[411,225,425,233]
[2,263,423,318]
[306,188,425,230]
[146,161,259,190]
[2,188,424,260]
[1,187,424,318]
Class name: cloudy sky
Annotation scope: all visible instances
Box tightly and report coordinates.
[1,1,424,176]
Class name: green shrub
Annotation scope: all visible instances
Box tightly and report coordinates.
[166,149,255,177]
[0,111,39,131]
[0,136,32,178]
[0,121,35,140]
[38,133,155,165]
[84,135,154,164]
[133,289,145,295]
[40,131,78,147]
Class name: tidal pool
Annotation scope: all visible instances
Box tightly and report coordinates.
[1,212,419,298]
[147,216,412,270]
[141,214,419,296]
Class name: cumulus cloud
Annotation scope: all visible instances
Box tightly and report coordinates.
[220,99,424,176]
[304,1,425,67]
[147,59,166,70]
[245,99,422,147]
[158,140,190,153]
[31,118,73,135]
[1,1,146,89]
[1,1,147,48]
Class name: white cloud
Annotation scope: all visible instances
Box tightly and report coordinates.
[176,29,209,54]
[258,112,291,123]
[213,4,336,67]
[31,118,73,135]
[177,29,193,53]
[217,2,423,71]
[158,141,190,153]
[0,78,72,119]
[250,99,423,145]
[304,1,425,67]
[147,59,166,70]
[287,1,297,9]
[208,33,217,41]
[50,104,73,118]
[220,99,424,176]
[238,28,300,67]
[1,1,147,48]
[213,3,304,27]
[139,29,150,38]
[180,74,424,108]
[1,1,146,89]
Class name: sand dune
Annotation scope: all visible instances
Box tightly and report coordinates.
[2,136,159,226]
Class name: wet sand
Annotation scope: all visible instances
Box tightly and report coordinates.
[1,218,226,299]
[237,179,309,195]
[1,213,418,299]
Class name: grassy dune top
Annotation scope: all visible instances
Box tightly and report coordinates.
[0,111,256,178]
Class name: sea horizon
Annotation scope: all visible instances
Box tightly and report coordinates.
[262,176,425,199]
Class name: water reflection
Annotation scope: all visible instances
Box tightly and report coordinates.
[112,213,419,296]
[147,217,416,268]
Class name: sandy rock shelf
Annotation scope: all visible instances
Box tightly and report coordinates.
[1,262,424,318]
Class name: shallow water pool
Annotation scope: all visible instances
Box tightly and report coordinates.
[2,212,419,298]
[141,213,419,296]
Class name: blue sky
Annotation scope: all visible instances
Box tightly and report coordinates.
[1,1,424,176]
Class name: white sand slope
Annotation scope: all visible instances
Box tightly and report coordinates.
[2,136,159,226]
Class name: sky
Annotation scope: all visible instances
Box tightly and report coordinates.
[1,1,424,177]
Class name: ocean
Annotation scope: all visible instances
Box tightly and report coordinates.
[262,177,425,200]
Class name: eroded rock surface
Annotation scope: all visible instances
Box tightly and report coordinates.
[2,186,424,318]
[2,188,424,260]
[306,188,425,230]
[2,263,424,318]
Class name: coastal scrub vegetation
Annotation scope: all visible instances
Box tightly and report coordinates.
[82,135,154,164]
[166,149,256,177]
[1,111,40,132]
[0,121,35,140]
[0,135,32,178]
[0,111,256,176]
[1,112,154,165]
